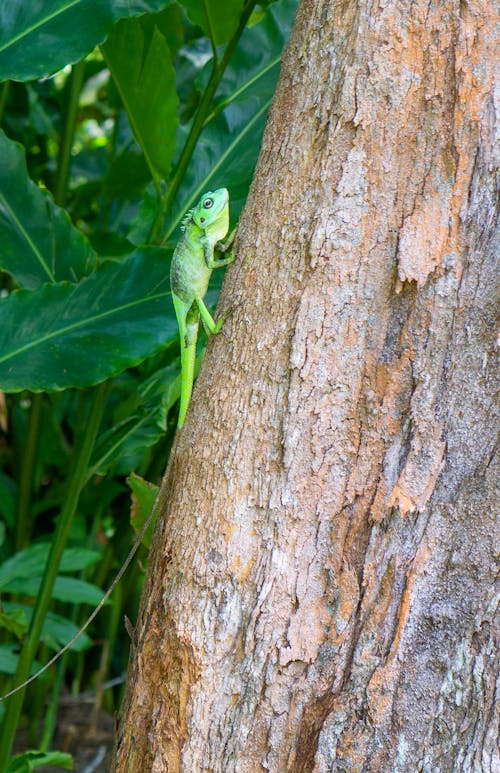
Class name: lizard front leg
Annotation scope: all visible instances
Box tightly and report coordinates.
[202,233,236,269]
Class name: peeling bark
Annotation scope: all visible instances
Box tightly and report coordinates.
[114,1,499,771]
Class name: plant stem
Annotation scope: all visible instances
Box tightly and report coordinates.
[40,654,67,752]
[54,61,86,207]
[150,0,258,243]
[15,393,43,550]
[0,382,109,769]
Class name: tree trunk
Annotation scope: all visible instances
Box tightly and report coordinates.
[114,1,498,770]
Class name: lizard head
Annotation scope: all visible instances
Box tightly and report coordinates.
[192,188,229,233]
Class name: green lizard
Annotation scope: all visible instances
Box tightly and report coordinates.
[0,189,236,702]
[171,187,236,427]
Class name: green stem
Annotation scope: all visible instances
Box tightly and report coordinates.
[27,643,50,748]
[0,382,109,769]
[40,654,67,752]
[150,0,258,243]
[15,394,43,551]
[54,61,86,206]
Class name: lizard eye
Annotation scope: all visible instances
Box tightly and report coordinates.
[203,198,214,209]
[200,217,205,223]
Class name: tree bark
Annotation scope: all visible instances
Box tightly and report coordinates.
[114,1,498,771]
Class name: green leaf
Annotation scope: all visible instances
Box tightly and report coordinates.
[102,18,179,181]
[6,749,73,772]
[0,544,101,589]
[2,603,92,653]
[0,248,177,393]
[210,0,298,112]
[0,608,28,640]
[104,150,151,200]
[128,472,159,549]
[164,97,271,243]
[132,0,298,245]
[139,3,184,56]
[89,362,181,475]
[61,546,101,571]
[179,0,245,46]
[41,610,92,653]
[0,129,96,290]
[3,576,105,606]
[0,0,168,82]
[0,644,41,677]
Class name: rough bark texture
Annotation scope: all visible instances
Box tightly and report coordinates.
[114,1,498,771]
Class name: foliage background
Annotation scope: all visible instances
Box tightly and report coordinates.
[0,0,297,767]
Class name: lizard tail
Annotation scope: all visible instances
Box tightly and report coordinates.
[177,317,198,428]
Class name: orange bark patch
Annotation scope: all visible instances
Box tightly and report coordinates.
[388,432,445,514]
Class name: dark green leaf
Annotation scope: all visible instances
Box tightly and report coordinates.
[138,3,185,57]
[132,0,298,245]
[0,544,101,588]
[179,0,245,46]
[40,610,92,652]
[89,362,181,475]
[1,603,91,654]
[0,470,17,530]
[0,130,96,289]
[104,151,151,200]
[0,644,41,677]
[102,18,179,180]
[0,248,177,393]
[0,608,28,640]
[0,0,168,81]
[128,472,159,549]
[3,576,105,606]
[164,97,271,244]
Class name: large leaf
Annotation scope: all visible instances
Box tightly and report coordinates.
[0,544,101,588]
[102,18,179,181]
[3,576,105,606]
[0,130,96,289]
[179,0,245,47]
[0,248,176,393]
[0,0,168,82]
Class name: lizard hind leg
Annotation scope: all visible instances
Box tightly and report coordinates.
[196,295,226,336]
